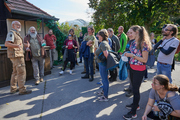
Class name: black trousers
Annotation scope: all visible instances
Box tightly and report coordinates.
[147,111,161,120]
[130,67,145,114]
[109,68,117,81]
[63,61,74,71]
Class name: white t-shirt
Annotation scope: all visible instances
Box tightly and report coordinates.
[157,37,179,64]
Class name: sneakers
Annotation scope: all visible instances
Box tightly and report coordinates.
[126,91,133,97]
[89,76,94,82]
[96,91,104,96]
[59,71,64,75]
[10,89,19,94]
[40,78,43,82]
[81,74,89,79]
[124,88,130,92]
[126,104,140,110]
[99,85,103,88]
[123,111,137,120]
[98,96,108,102]
[97,81,102,85]
[69,70,72,75]
[19,90,32,95]
[35,80,40,85]
[81,71,86,74]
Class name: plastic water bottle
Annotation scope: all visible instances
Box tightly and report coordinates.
[154,100,159,116]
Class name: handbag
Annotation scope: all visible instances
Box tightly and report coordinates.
[157,93,174,120]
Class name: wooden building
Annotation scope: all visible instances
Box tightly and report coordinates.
[0,0,59,87]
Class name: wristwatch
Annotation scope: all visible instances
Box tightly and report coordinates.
[132,54,136,58]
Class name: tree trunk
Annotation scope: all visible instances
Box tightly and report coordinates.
[144,23,150,34]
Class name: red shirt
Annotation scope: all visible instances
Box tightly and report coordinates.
[64,39,78,50]
[44,34,57,49]
[67,40,73,49]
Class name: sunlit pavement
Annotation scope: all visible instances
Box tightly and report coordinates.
[0,61,179,120]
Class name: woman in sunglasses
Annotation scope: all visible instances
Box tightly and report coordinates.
[59,34,78,75]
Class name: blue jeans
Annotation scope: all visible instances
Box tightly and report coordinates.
[99,63,109,98]
[79,49,82,61]
[157,62,172,83]
[84,53,94,76]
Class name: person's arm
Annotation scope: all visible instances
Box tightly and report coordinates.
[121,35,127,53]
[115,37,120,52]
[142,98,155,120]
[125,51,149,63]
[73,40,78,49]
[54,35,57,41]
[153,40,163,50]
[118,38,122,53]
[87,40,94,46]
[168,92,180,118]
[5,41,21,49]
[171,110,180,118]
[103,50,108,58]
[159,47,176,55]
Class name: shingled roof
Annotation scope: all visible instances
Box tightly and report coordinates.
[4,0,59,21]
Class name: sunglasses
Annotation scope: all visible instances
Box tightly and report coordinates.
[164,28,172,31]
[68,34,72,36]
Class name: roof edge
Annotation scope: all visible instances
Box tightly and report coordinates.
[24,0,53,18]
[4,1,11,13]
[11,9,59,21]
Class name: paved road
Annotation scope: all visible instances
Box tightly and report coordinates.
[0,61,179,120]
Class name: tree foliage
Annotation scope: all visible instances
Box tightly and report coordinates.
[88,0,180,33]
[57,22,81,37]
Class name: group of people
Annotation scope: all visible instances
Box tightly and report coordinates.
[5,21,57,95]
[60,24,180,120]
[5,21,180,120]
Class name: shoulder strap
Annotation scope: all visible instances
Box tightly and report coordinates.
[163,91,170,101]
[162,37,175,48]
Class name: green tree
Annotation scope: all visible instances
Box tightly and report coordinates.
[57,22,81,37]
[88,0,180,33]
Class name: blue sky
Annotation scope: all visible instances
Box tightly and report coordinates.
[27,0,94,23]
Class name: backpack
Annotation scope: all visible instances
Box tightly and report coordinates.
[175,43,180,54]
[111,38,116,52]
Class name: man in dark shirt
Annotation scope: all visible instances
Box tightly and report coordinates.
[107,28,120,82]
[78,32,83,63]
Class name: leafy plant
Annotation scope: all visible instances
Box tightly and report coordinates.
[88,0,180,33]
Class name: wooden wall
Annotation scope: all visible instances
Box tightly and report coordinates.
[0,49,51,88]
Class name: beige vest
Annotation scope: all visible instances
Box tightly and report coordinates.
[7,30,24,58]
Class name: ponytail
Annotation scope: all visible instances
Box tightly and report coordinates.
[168,84,179,92]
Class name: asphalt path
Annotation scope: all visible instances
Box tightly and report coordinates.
[0,61,180,120]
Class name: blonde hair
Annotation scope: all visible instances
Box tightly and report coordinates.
[130,25,152,51]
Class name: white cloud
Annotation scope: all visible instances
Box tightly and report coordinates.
[68,0,89,7]
[44,8,92,22]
